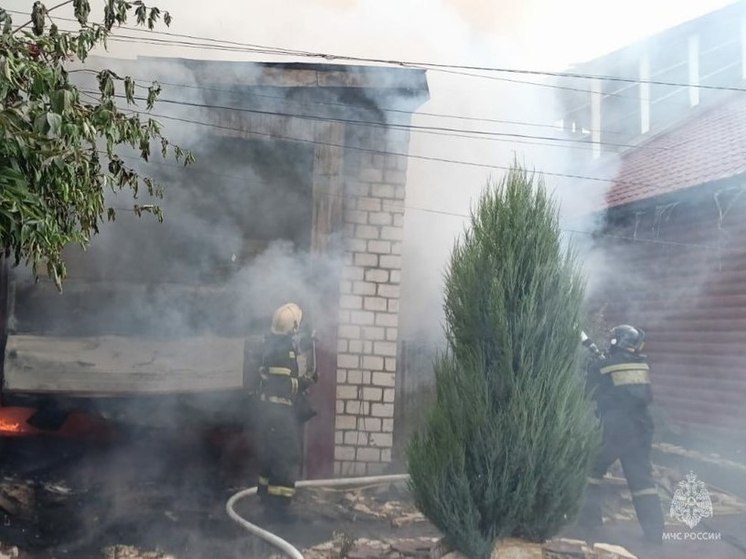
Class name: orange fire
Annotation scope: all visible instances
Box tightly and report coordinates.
[0,408,44,436]
[0,407,112,439]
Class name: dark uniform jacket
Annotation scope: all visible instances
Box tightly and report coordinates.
[258,334,313,406]
[587,348,653,416]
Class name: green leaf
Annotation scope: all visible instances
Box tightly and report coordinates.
[135,4,146,25]
[0,9,12,34]
[0,57,10,82]
[105,0,116,29]
[146,82,161,110]
[31,1,46,36]
[0,0,193,288]
[73,0,90,26]
[124,76,135,103]
[33,113,48,134]
[51,90,65,113]
[46,113,62,137]
[147,7,161,30]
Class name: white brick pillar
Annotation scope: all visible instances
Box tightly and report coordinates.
[334,128,408,476]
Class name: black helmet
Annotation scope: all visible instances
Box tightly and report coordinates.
[609,324,645,353]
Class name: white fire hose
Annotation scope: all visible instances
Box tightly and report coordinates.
[226,474,411,559]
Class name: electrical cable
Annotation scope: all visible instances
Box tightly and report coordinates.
[74,88,672,189]
[14,9,743,154]
[30,9,746,93]
[10,8,746,96]
[72,93,726,251]
[70,65,631,138]
[76,89,679,154]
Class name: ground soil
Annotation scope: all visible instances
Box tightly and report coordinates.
[0,432,744,559]
[0,431,438,559]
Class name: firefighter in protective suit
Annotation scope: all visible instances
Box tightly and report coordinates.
[580,325,664,544]
[256,303,317,521]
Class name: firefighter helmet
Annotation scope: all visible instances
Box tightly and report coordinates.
[270,303,303,335]
[609,324,645,353]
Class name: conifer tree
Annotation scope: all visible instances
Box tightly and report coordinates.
[407,164,600,558]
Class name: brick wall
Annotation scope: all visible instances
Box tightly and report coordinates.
[333,127,410,476]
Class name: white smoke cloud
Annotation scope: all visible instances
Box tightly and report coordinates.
[5,0,727,345]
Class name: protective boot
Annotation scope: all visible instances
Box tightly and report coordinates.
[633,493,664,545]
[263,495,297,524]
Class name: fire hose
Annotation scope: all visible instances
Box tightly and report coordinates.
[228,333,746,557]
[226,474,411,559]
[227,474,746,558]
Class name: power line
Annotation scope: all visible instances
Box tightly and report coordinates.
[19,9,744,151]
[87,100,663,190]
[72,105,713,249]
[100,32,746,98]
[79,89,679,154]
[102,34,638,99]
[14,9,746,95]
[92,137,716,251]
[105,145,719,251]
[4,12,724,253]
[70,65,636,139]
[81,17,746,93]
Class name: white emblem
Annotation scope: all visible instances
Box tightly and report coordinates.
[669,471,713,529]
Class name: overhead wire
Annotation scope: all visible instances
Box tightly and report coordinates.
[76,88,681,154]
[71,109,715,251]
[11,8,746,95]
[72,88,710,204]
[51,12,746,93]
[69,65,624,137]
[103,148,718,250]
[15,9,744,148]
[9,9,731,251]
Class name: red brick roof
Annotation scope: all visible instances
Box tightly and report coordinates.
[606,93,746,208]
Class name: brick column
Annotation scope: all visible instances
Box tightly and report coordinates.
[334,128,409,476]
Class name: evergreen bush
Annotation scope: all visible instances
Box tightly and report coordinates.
[406,164,600,558]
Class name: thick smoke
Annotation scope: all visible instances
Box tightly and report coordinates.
[3,1,742,554]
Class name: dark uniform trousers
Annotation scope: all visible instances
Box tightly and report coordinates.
[257,398,301,514]
[255,334,307,517]
[580,353,664,543]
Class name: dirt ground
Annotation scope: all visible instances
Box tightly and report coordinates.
[0,431,440,559]
[0,433,744,559]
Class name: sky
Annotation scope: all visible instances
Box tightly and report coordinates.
[5,0,741,339]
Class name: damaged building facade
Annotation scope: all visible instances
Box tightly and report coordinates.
[559,2,746,445]
[0,58,429,478]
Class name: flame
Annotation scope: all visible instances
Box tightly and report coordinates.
[0,407,112,439]
[0,420,24,433]
[0,408,43,436]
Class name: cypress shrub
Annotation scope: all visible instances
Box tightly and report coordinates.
[406,164,600,558]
